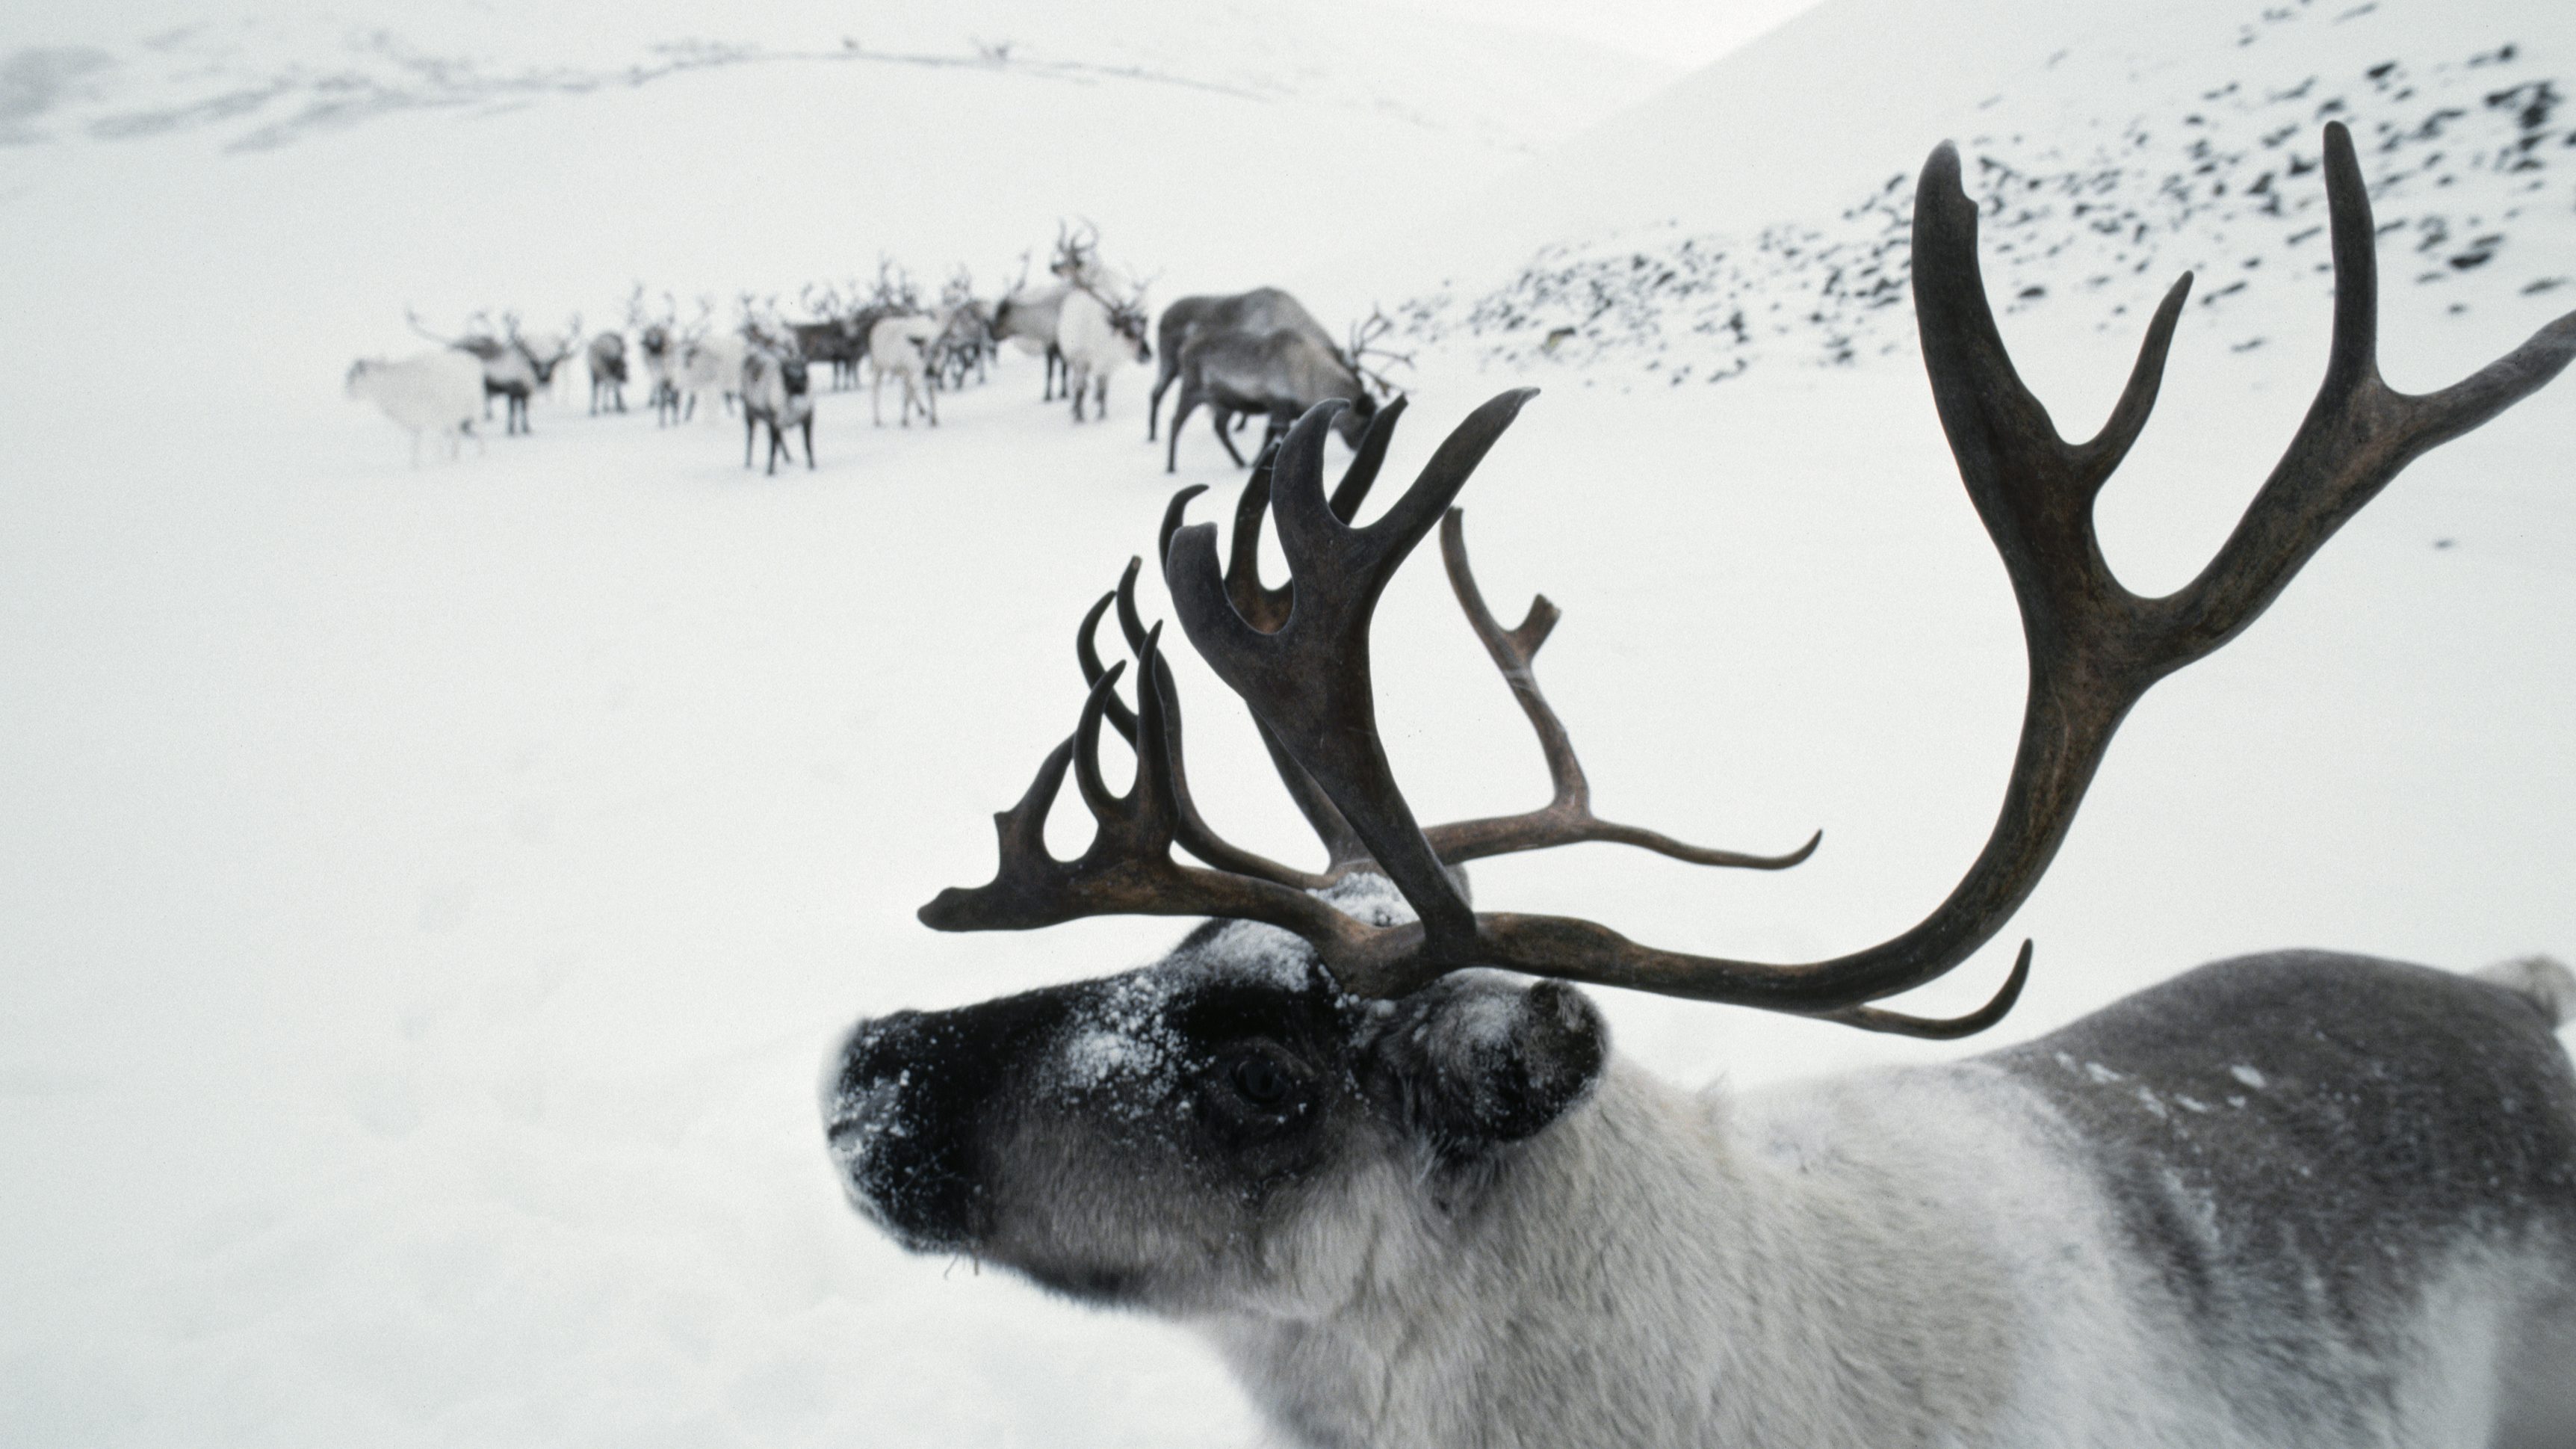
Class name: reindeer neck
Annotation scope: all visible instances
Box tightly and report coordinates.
[1204,1063,2016,1448]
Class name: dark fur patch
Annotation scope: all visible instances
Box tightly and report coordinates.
[1361,973,1608,1156]
[1993,951,2576,1421]
[830,987,1073,1250]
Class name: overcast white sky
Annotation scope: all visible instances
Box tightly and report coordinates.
[1375,0,1830,69]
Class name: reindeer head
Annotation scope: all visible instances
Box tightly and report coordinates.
[826,876,1608,1312]
[1050,220,1102,285]
[826,125,2576,1319]
[1109,290,1153,365]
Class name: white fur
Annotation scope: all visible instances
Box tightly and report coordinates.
[1203,1055,2568,1448]
[344,350,485,466]
[675,333,749,424]
[1056,288,1150,423]
[869,314,939,427]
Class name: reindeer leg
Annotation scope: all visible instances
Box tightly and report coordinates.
[1167,387,1201,473]
[746,412,758,468]
[1214,407,1246,468]
[801,415,814,469]
[873,369,885,427]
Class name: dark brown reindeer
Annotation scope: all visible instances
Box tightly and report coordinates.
[1146,287,1340,442]
[1162,310,1405,473]
[826,126,2576,1449]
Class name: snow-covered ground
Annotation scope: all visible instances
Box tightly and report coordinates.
[3,0,2572,1444]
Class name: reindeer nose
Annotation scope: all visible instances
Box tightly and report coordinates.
[821,988,1075,1252]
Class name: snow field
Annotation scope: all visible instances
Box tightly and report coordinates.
[4,0,2575,1442]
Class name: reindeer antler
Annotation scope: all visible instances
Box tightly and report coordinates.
[925,123,2576,1037]
[404,306,459,347]
[1345,307,1414,399]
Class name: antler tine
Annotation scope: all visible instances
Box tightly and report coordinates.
[1422,509,1822,872]
[1225,448,1293,631]
[1076,589,1141,745]
[1134,625,1337,889]
[1074,557,1337,888]
[1167,391,1541,965]
[2167,122,2576,660]
[918,649,1359,942]
[1331,395,1408,519]
[1180,459,1373,870]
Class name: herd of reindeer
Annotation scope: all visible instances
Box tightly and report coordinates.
[344,223,1411,475]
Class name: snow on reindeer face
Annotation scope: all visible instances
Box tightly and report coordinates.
[822,875,1609,1314]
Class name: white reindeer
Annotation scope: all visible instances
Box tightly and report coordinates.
[675,330,749,425]
[823,126,2576,1449]
[344,350,486,465]
[404,309,577,436]
[868,312,939,427]
[1055,282,1151,423]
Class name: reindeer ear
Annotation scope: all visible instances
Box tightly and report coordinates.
[1360,971,1606,1155]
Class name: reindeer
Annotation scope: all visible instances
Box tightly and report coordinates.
[345,350,486,465]
[405,309,577,436]
[869,312,940,427]
[664,298,751,424]
[792,285,867,392]
[740,344,814,475]
[1146,287,1338,441]
[929,268,996,390]
[631,289,684,426]
[823,126,2576,1449]
[513,314,583,409]
[1160,312,1405,472]
[586,331,628,415]
[991,256,1072,401]
[1056,279,1153,424]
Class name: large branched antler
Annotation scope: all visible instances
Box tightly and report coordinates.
[925,123,2576,1038]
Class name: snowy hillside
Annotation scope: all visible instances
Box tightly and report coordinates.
[1375,0,2576,383]
[3,0,2572,1445]
[1,0,1671,158]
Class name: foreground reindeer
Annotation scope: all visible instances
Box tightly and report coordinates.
[825,126,2576,1448]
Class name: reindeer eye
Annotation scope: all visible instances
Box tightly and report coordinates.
[1228,1054,1292,1107]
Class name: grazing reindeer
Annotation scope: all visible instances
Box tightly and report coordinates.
[740,345,815,475]
[869,312,940,427]
[1162,323,1382,472]
[824,126,2576,1449]
[1056,281,1153,423]
[586,331,628,415]
[1146,287,1338,441]
[345,350,486,465]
